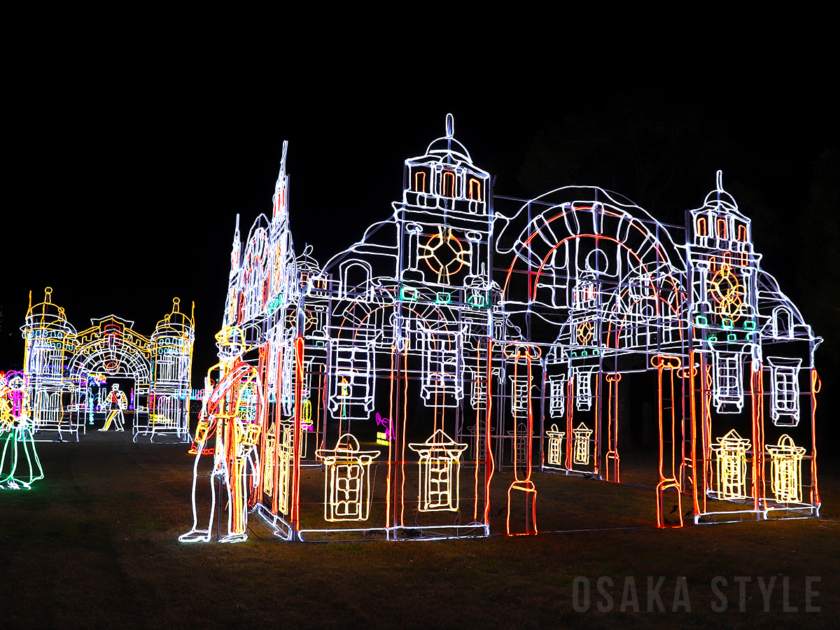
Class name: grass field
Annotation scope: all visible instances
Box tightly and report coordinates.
[1,431,837,629]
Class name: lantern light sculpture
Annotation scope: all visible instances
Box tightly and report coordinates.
[185,115,821,543]
[572,423,593,467]
[317,434,380,522]
[545,424,564,467]
[766,434,806,504]
[408,429,468,513]
[711,429,751,501]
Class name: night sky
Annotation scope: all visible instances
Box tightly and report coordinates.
[4,39,837,385]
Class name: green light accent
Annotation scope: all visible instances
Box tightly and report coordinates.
[722,318,734,329]
[400,287,418,301]
[571,351,577,357]
[268,293,284,313]
[695,315,708,326]
[435,292,451,305]
[744,320,756,330]
[467,293,486,308]
[746,332,755,341]
[727,333,737,341]
[707,335,718,343]
[581,351,588,357]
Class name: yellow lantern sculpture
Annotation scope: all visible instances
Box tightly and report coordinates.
[316,434,380,522]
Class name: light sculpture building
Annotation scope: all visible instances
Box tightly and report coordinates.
[21,291,194,442]
[191,115,821,542]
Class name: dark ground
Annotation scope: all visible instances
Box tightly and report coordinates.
[1,429,837,630]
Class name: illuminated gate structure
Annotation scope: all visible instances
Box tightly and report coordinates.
[21,290,195,442]
[189,116,820,543]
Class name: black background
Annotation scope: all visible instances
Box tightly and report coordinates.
[3,23,836,425]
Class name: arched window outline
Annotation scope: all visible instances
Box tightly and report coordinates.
[772,306,794,339]
[442,171,455,198]
[339,261,372,301]
[414,171,427,193]
[572,279,597,310]
[468,177,482,201]
[716,217,728,240]
[696,216,707,237]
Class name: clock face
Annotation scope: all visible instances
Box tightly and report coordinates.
[286,308,317,331]
[576,320,594,345]
[708,263,744,321]
[417,227,471,285]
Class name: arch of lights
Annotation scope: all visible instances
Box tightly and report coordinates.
[184,116,821,542]
[20,290,195,442]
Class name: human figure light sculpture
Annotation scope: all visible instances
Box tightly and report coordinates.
[189,116,821,542]
[0,372,44,489]
[98,383,127,432]
[179,326,262,543]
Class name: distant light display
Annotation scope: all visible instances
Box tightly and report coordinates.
[182,116,820,543]
[19,292,195,443]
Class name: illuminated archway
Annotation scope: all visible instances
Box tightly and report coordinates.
[498,190,688,524]
[22,289,194,442]
[66,315,153,436]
